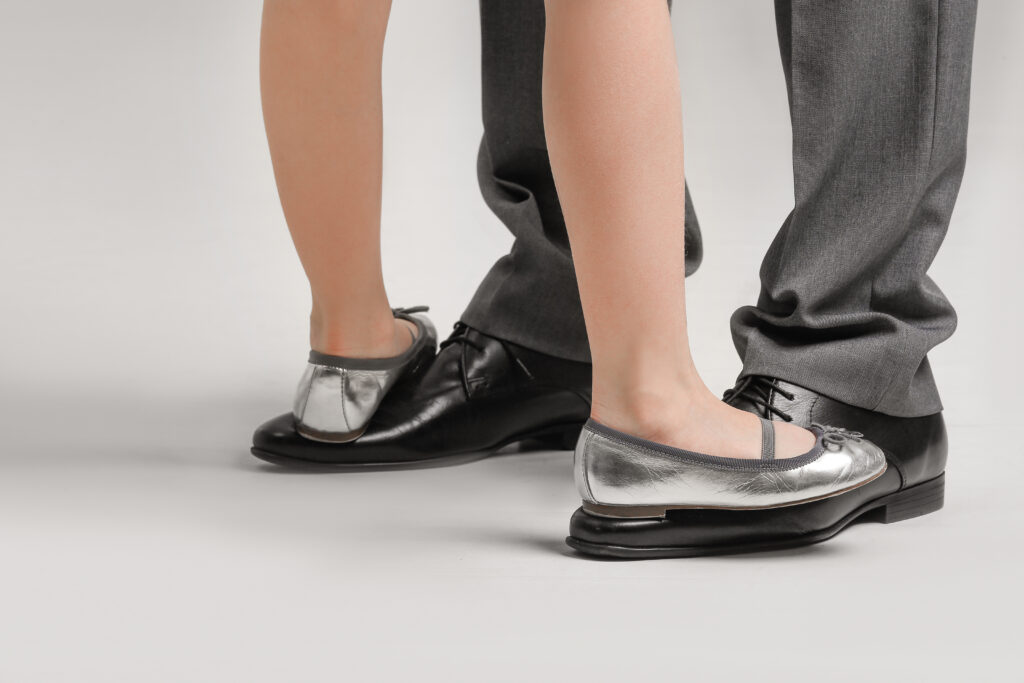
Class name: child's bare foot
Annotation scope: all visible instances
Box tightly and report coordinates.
[592,385,817,459]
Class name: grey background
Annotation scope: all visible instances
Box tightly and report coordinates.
[1,1,1020,681]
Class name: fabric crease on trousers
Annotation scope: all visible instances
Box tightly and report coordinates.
[461,0,976,418]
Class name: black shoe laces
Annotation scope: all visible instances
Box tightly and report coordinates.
[439,322,535,396]
[724,376,868,448]
[439,322,484,354]
[723,375,795,422]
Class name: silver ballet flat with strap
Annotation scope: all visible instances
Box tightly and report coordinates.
[575,418,887,518]
[292,306,437,443]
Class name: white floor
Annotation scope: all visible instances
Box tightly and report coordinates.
[2,391,1019,682]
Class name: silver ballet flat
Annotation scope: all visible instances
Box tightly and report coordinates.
[575,418,887,518]
[292,306,437,443]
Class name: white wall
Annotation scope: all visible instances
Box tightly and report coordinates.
[1,1,1019,427]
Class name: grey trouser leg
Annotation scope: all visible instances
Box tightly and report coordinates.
[731,0,977,417]
[461,0,702,363]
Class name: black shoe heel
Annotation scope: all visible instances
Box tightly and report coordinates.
[878,473,945,523]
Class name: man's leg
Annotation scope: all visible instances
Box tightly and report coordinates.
[731,0,977,417]
[462,0,702,363]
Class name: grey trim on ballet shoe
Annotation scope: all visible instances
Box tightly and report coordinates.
[293,307,437,444]
[759,417,776,461]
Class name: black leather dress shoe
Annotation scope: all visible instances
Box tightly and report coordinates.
[567,375,946,559]
[251,323,592,469]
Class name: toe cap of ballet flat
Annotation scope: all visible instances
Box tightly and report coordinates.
[823,431,888,490]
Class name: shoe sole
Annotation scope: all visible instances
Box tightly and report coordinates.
[565,472,945,559]
[250,421,584,472]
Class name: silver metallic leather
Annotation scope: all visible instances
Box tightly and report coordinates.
[575,420,887,517]
[293,309,436,443]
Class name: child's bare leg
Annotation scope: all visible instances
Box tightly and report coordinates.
[542,0,814,458]
[261,0,414,358]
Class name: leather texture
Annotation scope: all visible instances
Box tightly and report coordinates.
[253,323,592,467]
[293,310,437,443]
[575,420,886,514]
[568,376,948,555]
[724,376,948,488]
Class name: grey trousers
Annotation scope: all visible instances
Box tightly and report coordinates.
[461,0,977,418]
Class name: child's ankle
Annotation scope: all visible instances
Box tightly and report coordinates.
[309,313,408,358]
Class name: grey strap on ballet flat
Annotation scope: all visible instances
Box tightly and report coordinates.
[292,306,437,444]
[759,417,776,461]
